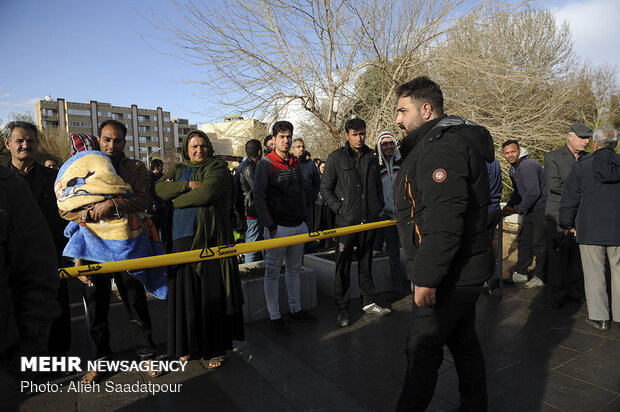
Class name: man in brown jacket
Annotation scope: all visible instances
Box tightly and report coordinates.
[61,120,158,383]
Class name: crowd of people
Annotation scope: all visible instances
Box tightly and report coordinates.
[2,75,619,410]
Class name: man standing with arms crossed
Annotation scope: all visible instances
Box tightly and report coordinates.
[321,118,389,327]
[393,77,494,411]
[254,121,317,335]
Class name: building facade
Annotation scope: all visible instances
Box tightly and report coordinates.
[35,97,197,165]
[199,116,267,158]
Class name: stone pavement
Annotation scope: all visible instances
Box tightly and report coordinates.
[21,282,619,412]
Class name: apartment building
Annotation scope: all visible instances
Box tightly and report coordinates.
[35,97,191,165]
[199,116,267,158]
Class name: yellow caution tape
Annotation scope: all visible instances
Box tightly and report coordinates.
[58,219,396,278]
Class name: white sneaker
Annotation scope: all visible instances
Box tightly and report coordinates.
[523,276,544,288]
[362,303,391,317]
[512,272,528,283]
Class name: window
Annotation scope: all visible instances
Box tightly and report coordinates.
[127,146,134,151]
[164,127,171,132]
[153,126,158,132]
[44,121,59,128]
[138,125,150,132]
[139,136,149,143]
[126,114,132,119]
[67,108,91,116]
[98,111,111,117]
[43,109,57,117]
[163,117,170,122]
[140,156,147,163]
[138,115,149,122]
[126,135,133,140]
[140,147,148,153]
[111,113,123,120]
[125,123,132,130]
[69,120,90,127]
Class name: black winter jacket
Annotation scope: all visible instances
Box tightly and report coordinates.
[320,142,384,227]
[394,115,495,289]
[236,158,259,219]
[559,147,620,245]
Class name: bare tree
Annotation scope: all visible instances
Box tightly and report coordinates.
[162,0,502,150]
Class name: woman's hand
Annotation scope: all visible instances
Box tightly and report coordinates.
[188,181,202,189]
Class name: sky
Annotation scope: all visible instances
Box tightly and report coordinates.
[1,0,619,128]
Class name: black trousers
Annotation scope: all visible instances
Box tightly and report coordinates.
[396,285,487,412]
[335,229,376,309]
[514,207,547,279]
[47,278,72,355]
[82,271,156,360]
[546,219,584,303]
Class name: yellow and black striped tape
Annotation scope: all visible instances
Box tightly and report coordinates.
[58,219,396,278]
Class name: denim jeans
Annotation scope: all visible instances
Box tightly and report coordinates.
[263,222,308,319]
[245,218,264,262]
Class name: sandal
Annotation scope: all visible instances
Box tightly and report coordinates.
[145,359,163,378]
[179,355,190,362]
[207,355,226,369]
[81,369,100,385]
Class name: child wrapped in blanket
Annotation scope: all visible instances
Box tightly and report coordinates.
[55,133,167,299]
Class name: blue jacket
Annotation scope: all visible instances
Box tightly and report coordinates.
[559,147,620,245]
[507,153,547,214]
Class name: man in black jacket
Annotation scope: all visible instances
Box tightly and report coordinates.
[559,126,620,331]
[4,121,71,357]
[320,118,389,327]
[393,77,494,411]
[236,139,263,262]
[0,165,60,409]
[545,123,592,308]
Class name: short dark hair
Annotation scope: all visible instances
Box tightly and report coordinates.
[98,119,127,139]
[272,121,293,136]
[313,158,321,165]
[150,158,164,170]
[263,134,273,147]
[502,139,520,149]
[4,121,39,141]
[345,118,366,133]
[396,76,444,116]
[245,139,262,158]
[305,151,311,158]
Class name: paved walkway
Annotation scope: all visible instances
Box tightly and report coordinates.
[21,282,619,411]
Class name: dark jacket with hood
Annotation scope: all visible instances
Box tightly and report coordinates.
[236,157,259,219]
[320,142,384,227]
[394,115,495,289]
[506,150,548,214]
[559,147,620,245]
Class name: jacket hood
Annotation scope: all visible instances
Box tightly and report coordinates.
[429,116,495,162]
[593,147,620,183]
[376,131,401,165]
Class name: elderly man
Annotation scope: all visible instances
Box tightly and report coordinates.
[60,119,159,383]
[545,123,592,308]
[0,165,60,408]
[292,137,320,237]
[502,139,548,288]
[394,76,494,411]
[560,126,620,331]
[3,121,71,357]
[321,118,390,328]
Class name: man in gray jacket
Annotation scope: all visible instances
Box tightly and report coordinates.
[545,123,592,308]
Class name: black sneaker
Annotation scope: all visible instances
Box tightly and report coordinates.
[336,310,349,327]
[285,310,317,323]
[585,318,610,331]
[271,317,292,335]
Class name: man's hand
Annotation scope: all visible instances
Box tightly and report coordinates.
[188,181,202,190]
[74,259,92,285]
[269,227,278,238]
[501,205,516,217]
[414,285,436,308]
[564,228,577,238]
[89,199,115,221]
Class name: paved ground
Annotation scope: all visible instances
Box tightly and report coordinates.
[20,278,619,412]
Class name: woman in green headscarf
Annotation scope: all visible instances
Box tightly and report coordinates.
[155,130,244,367]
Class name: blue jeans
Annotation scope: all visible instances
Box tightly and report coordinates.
[263,222,308,319]
[245,218,264,262]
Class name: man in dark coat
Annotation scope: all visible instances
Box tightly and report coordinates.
[393,76,494,411]
[292,137,320,252]
[3,121,71,356]
[545,122,592,308]
[0,165,60,409]
[236,139,263,262]
[320,117,390,328]
[559,126,620,332]
[502,139,548,287]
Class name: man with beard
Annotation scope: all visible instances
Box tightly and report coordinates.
[393,77,494,411]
